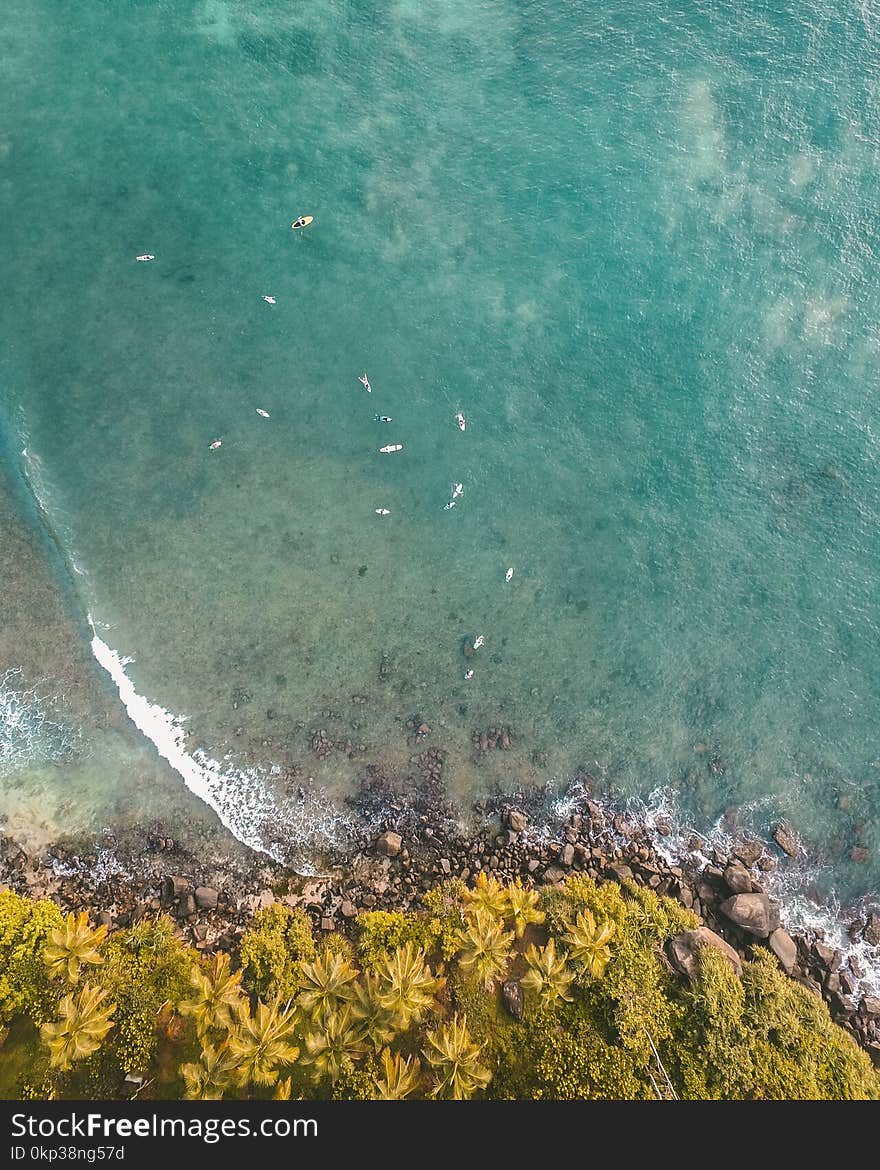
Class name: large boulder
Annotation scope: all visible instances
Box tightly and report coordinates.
[723,863,753,895]
[719,892,780,938]
[667,927,743,981]
[768,927,798,974]
[505,807,528,834]
[376,831,402,858]
[164,875,191,900]
[194,886,219,911]
[772,824,801,858]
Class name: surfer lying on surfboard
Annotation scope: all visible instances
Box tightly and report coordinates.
[358,373,372,393]
[291,215,313,229]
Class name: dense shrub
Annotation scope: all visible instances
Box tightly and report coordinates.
[0,891,64,1026]
[239,904,315,1001]
[95,917,193,1075]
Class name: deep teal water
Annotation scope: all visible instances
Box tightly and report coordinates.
[3,0,880,905]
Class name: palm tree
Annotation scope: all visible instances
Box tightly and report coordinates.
[41,985,115,1071]
[297,951,359,1020]
[562,909,616,979]
[373,1047,421,1100]
[374,942,445,1031]
[423,1014,491,1100]
[350,972,397,1049]
[462,871,508,919]
[227,997,299,1088]
[301,1004,367,1084]
[456,908,514,991]
[179,953,244,1037]
[503,879,546,939]
[181,1041,237,1100]
[43,911,107,983]
[521,937,574,1004]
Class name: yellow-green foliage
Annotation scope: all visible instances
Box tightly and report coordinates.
[301,1004,367,1084]
[227,997,299,1088]
[462,872,508,919]
[456,909,514,990]
[373,1047,421,1099]
[531,1004,651,1100]
[96,917,193,1075]
[349,972,396,1049]
[179,953,243,1038]
[297,951,359,1020]
[239,904,316,1002]
[521,938,574,1005]
[43,911,107,984]
[562,909,616,979]
[545,876,691,1063]
[423,1013,491,1099]
[373,942,445,1031]
[41,985,115,1072]
[503,879,545,939]
[330,1054,377,1100]
[180,1040,238,1100]
[355,910,442,967]
[0,891,64,1025]
[676,946,880,1100]
[421,881,467,960]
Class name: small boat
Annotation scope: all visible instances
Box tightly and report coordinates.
[375,508,391,516]
[455,412,466,431]
[443,500,457,511]
[473,635,485,650]
[505,567,514,582]
[256,409,270,418]
[291,215,314,230]
[379,444,403,453]
[135,254,155,262]
[358,373,372,393]
[452,482,464,499]
[373,414,392,423]
[209,440,222,450]
[262,295,276,304]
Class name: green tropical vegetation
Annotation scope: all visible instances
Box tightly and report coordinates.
[0,875,877,1100]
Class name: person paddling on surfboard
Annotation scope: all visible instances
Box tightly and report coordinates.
[291,215,313,229]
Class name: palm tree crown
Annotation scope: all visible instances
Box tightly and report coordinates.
[374,942,445,1031]
[521,937,575,1004]
[227,997,299,1088]
[41,984,115,1070]
[180,953,244,1036]
[562,909,616,979]
[43,911,107,983]
[423,1013,491,1100]
[457,908,513,990]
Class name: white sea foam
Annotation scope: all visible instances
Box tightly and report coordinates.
[87,623,355,867]
[0,668,80,776]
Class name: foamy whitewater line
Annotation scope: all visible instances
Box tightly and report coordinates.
[87,621,354,868]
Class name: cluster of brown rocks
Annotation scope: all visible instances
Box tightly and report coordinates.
[310,728,367,761]
[472,726,513,755]
[1,784,879,1069]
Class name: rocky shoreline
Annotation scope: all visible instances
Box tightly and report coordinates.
[2,753,879,1073]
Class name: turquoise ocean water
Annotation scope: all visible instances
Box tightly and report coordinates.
[3,1,880,915]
